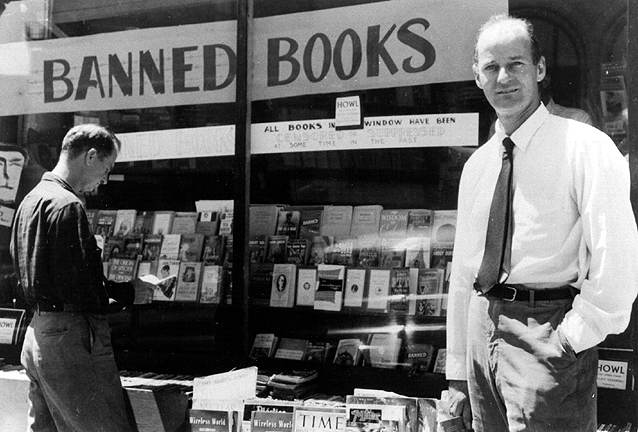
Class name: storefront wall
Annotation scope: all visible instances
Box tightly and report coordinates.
[0,0,635,426]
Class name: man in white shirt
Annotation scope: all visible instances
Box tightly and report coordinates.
[446,14,638,432]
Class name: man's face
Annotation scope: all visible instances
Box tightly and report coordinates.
[0,149,26,204]
[473,21,545,121]
[80,149,117,194]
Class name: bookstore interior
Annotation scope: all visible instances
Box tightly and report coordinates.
[0,0,636,431]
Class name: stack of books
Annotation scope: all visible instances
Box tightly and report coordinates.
[267,370,319,400]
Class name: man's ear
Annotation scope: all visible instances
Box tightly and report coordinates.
[472,64,483,89]
[85,148,99,166]
[536,56,547,82]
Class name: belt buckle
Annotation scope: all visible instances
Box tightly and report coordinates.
[502,285,517,302]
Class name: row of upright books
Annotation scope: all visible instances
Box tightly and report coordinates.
[88,204,455,306]
[191,386,460,432]
[249,332,446,376]
[252,263,449,317]
[87,204,457,269]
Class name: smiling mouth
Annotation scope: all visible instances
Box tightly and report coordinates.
[498,88,518,95]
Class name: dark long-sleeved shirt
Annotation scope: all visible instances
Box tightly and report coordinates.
[10,172,131,314]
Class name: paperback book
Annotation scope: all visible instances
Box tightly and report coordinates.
[199,265,224,304]
[270,263,297,308]
[314,264,345,312]
[175,261,203,302]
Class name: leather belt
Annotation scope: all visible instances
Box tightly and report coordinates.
[36,301,87,313]
[481,283,576,304]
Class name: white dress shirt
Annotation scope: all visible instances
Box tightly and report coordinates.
[446,103,638,381]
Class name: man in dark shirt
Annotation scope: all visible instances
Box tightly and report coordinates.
[10,124,154,431]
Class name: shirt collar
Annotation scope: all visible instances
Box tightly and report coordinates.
[42,172,77,195]
[494,103,549,152]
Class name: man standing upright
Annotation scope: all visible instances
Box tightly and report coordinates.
[11,124,154,431]
[446,14,638,431]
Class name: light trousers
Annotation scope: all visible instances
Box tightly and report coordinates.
[21,312,134,432]
[467,290,598,432]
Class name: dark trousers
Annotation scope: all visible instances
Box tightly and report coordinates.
[467,290,598,432]
[21,312,134,432]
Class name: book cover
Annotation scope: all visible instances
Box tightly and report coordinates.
[107,257,139,282]
[355,236,380,267]
[202,235,226,266]
[152,210,176,235]
[344,268,367,309]
[304,341,333,363]
[404,237,430,269]
[430,210,457,244]
[405,209,433,238]
[430,244,453,272]
[320,205,353,238]
[265,235,288,264]
[415,268,444,316]
[285,238,310,266]
[103,236,125,262]
[223,235,234,266]
[333,338,362,366]
[403,343,435,376]
[269,263,297,308]
[133,210,154,235]
[114,209,137,237]
[314,264,345,312]
[219,211,234,236]
[309,235,333,265]
[140,234,163,274]
[379,209,409,238]
[350,205,383,238]
[180,233,205,262]
[366,269,391,312]
[298,208,323,241]
[175,261,203,302]
[249,333,279,361]
[273,337,308,361]
[438,416,465,432]
[249,263,274,306]
[242,399,299,432]
[95,209,117,237]
[249,204,281,237]
[189,410,235,432]
[199,265,224,304]
[416,398,437,432]
[122,234,144,259]
[296,267,317,307]
[251,411,294,432]
[196,210,221,236]
[85,209,98,233]
[171,211,198,234]
[345,395,417,432]
[345,404,406,432]
[388,268,412,314]
[330,236,357,267]
[364,333,402,369]
[276,209,300,239]
[154,259,180,301]
[249,235,268,264]
[159,233,182,260]
[379,237,406,268]
[432,348,447,374]
[222,263,233,304]
[294,406,347,432]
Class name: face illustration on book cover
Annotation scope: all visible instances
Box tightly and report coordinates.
[276,274,287,293]
[0,145,27,205]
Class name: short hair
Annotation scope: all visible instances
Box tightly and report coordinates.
[473,14,542,66]
[60,124,121,160]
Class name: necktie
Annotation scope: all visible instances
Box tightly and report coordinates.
[474,137,515,293]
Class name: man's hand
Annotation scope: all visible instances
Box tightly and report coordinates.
[448,380,472,430]
[130,277,157,304]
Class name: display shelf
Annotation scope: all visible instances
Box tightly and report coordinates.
[252,357,447,399]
